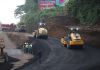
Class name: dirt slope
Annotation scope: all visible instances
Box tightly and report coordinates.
[45,16,100,47]
[45,16,80,38]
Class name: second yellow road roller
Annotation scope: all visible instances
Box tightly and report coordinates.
[61,27,84,48]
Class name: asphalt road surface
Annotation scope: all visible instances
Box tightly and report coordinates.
[19,38,100,70]
[0,32,100,70]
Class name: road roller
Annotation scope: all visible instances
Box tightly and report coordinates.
[34,27,48,39]
[61,27,84,48]
[33,22,48,39]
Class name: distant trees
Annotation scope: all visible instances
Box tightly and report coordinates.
[66,0,100,25]
[15,0,38,32]
[14,0,100,28]
[14,0,67,32]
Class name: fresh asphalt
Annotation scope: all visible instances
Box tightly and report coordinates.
[19,38,100,70]
[0,31,100,70]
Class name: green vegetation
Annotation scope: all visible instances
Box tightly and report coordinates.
[66,0,100,25]
[15,0,38,32]
[15,0,66,32]
[15,0,100,30]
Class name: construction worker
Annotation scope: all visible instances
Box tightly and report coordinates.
[22,42,26,52]
[23,42,29,53]
[0,39,5,55]
[28,43,33,54]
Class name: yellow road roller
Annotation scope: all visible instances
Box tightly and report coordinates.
[33,22,48,39]
[61,27,84,48]
[34,27,48,39]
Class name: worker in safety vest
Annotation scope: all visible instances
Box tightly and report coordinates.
[28,43,33,54]
[23,42,29,53]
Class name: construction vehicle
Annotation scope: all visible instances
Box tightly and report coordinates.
[61,27,84,48]
[19,25,26,32]
[0,38,8,63]
[33,22,48,39]
[34,28,48,39]
[15,25,26,32]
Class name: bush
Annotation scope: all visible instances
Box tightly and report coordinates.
[67,0,100,25]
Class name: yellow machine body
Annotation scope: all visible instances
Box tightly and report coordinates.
[70,33,84,45]
[61,33,84,48]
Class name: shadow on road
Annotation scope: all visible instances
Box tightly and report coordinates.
[0,56,19,70]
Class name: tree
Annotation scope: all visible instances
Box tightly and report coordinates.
[15,0,67,32]
[66,0,100,25]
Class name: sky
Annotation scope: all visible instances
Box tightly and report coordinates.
[0,0,25,24]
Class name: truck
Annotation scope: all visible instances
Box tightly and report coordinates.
[15,25,26,32]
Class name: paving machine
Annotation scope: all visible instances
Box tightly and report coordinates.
[61,27,84,48]
[0,38,8,63]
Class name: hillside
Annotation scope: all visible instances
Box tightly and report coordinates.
[46,16,80,38]
[45,16,100,47]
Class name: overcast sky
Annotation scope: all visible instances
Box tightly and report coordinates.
[0,0,25,24]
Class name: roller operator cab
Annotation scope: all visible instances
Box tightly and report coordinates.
[34,27,48,39]
[61,27,84,49]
